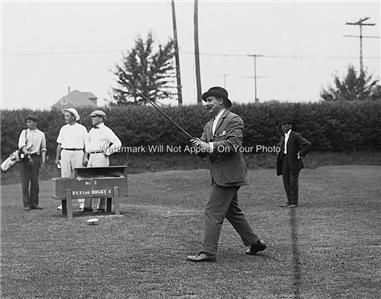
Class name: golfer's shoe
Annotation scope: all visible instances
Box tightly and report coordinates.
[246,240,267,255]
[287,204,298,208]
[280,202,291,207]
[56,205,62,210]
[187,252,216,262]
[31,206,43,210]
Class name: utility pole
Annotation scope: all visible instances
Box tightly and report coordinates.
[171,0,183,105]
[247,54,263,102]
[345,17,377,74]
[220,73,230,88]
[194,0,202,104]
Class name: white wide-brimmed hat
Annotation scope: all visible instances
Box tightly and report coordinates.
[63,108,80,121]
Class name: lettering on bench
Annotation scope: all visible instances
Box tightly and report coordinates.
[72,189,112,196]
[84,180,97,186]
[72,190,91,196]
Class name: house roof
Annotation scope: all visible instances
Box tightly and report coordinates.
[52,90,98,109]
[81,92,97,100]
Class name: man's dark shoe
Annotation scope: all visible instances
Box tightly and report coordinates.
[83,207,93,212]
[187,252,217,262]
[31,206,43,210]
[246,240,267,255]
[280,202,291,207]
[287,204,298,208]
[96,208,105,213]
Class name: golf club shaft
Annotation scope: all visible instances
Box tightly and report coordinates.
[126,83,194,139]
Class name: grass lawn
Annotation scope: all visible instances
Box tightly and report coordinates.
[1,166,380,298]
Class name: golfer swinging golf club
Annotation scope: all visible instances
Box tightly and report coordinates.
[126,83,267,262]
[187,86,267,262]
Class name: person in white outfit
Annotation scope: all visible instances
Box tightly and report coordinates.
[83,110,122,212]
[55,108,88,210]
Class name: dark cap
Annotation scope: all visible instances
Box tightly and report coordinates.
[280,117,295,125]
[201,86,232,108]
[25,115,38,122]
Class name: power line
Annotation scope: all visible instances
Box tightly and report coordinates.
[220,73,230,88]
[3,50,123,56]
[345,17,378,73]
[194,0,202,105]
[171,0,183,105]
[4,50,380,60]
[247,54,263,103]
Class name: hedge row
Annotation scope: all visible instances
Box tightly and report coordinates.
[1,101,381,159]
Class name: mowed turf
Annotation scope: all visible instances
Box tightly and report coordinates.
[1,166,380,298]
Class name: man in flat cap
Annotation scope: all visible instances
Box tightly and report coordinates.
[276,118,311,208]
[18,115,47,211]
[187,86,267,262]
[55,108,88,210]
[82,110,122,212]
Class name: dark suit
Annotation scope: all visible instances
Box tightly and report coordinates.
[198,110,259,254]
[276,131,311,205]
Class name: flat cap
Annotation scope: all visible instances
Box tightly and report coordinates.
[90,110,106,118]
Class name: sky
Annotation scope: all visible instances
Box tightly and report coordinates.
[1,0,380,110]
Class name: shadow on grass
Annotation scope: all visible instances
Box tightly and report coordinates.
[290,207,301,299]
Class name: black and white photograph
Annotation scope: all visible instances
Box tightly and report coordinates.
[1,0,380,298]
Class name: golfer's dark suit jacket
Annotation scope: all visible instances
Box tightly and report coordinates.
[199,110,248,187]
[276,131,311,176]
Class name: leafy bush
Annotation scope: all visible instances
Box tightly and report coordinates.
[1,101,381,160]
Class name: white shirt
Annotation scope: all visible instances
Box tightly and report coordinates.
[212,109,226,135]
[18,128,47,155]
[209,109,226,152]
[85,122,122,155]
[284,129,292,154]
[57,123,87,149]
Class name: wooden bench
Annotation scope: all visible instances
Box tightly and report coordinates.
[52,166,127,219]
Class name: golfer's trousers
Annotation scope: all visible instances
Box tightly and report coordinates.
[202,184,259,255]
[19,155,41,208]
[60,149,85,206]
[281,157,299,204]
[60,149,84,178]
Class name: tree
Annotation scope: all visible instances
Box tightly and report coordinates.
[112,33,176,105]
[321,65,380,101]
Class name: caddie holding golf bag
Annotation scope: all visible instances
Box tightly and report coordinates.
[18,115,47,211]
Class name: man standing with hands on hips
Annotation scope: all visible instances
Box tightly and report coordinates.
[82,110,122,212]
[187,86,267,262]
[276,118,311,208]
[55,108,88,210]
